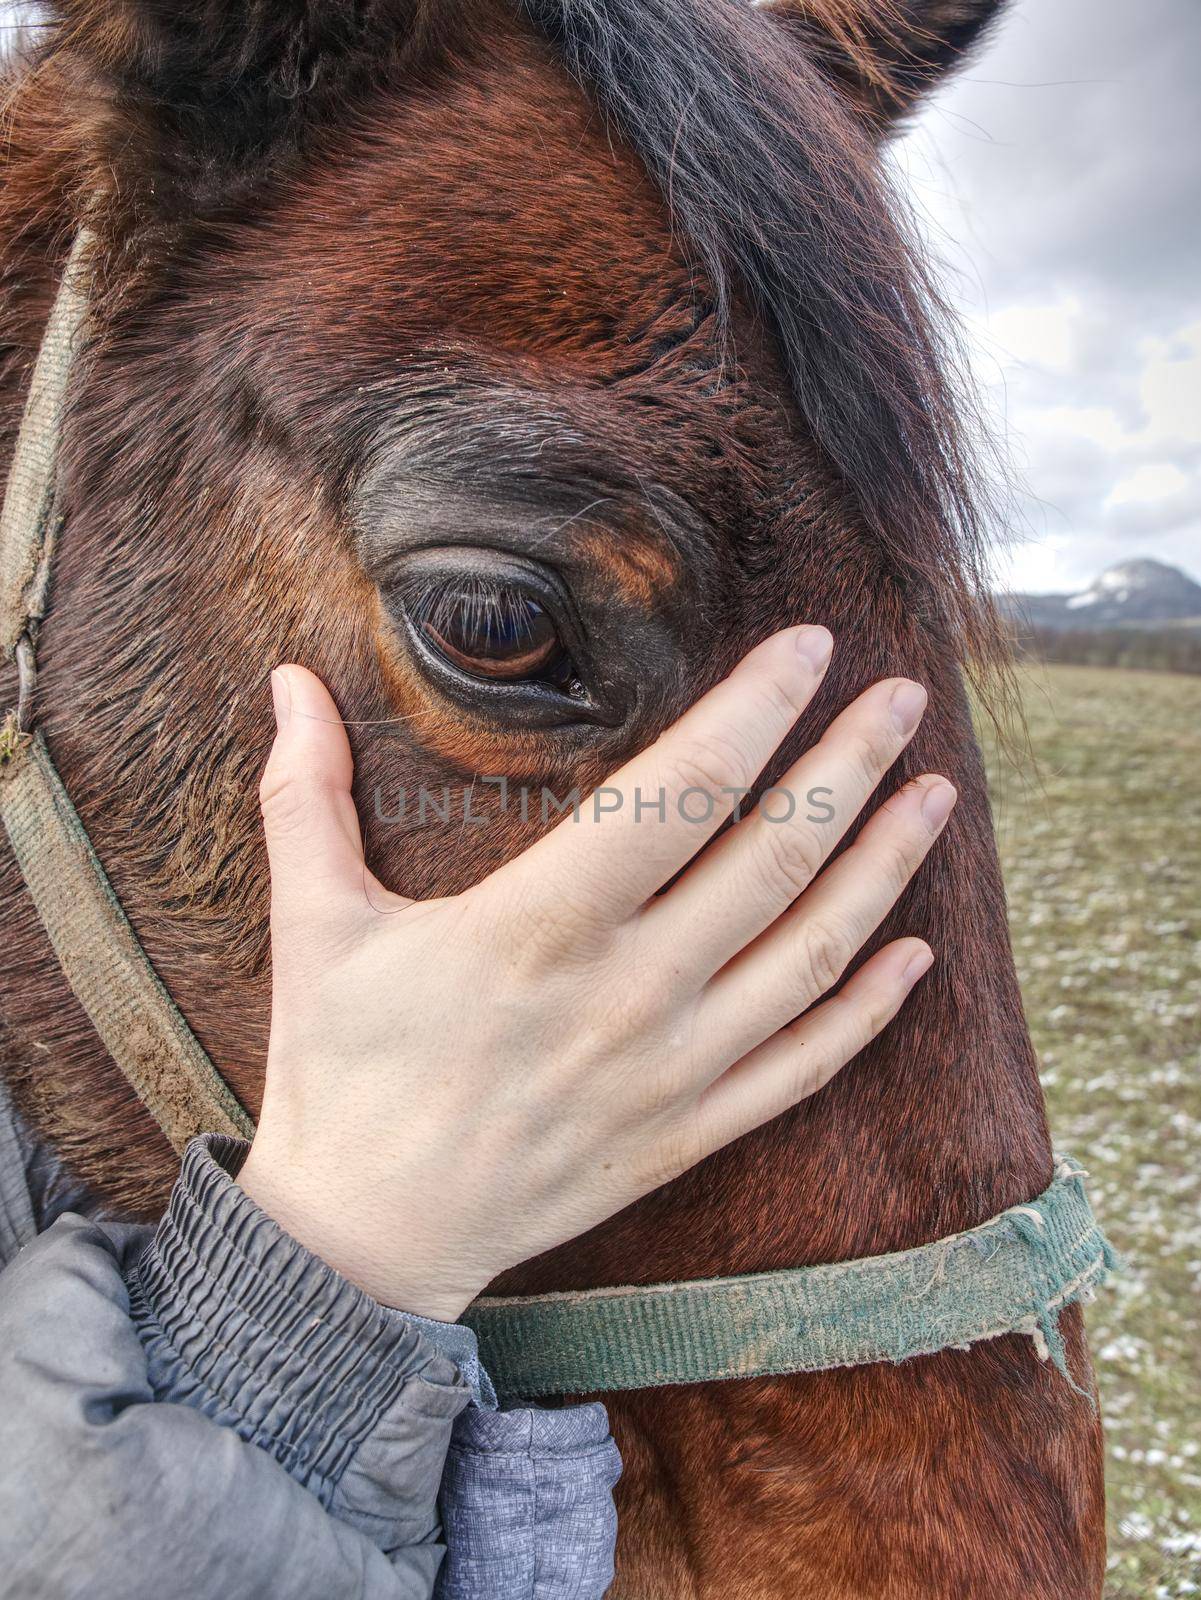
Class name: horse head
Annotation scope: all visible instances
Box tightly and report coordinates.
[0,4,1106,1593]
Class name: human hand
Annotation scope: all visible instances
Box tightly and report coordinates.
[236,627,955,1319]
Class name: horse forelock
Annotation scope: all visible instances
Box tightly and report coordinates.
[525,0,1007,675]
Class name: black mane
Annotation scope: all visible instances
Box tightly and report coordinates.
[525,0,1002,658]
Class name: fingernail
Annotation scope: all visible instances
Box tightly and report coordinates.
[795,626,833,674]
[889,680,927,735]
[902,945,934,985]
[270,668,291,731]
[920,779,957,832]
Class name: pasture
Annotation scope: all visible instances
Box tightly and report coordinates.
[982,663,1201,1597]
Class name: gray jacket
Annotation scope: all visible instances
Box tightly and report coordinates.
[0,1082,620,1598]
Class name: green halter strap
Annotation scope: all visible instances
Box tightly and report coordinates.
[464,1156,1117,1399]
[0,237,1117,1399]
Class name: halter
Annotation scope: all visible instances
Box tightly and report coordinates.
[0,236,1117,1401]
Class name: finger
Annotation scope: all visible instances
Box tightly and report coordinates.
[695,774,956,1060]
[693,937,933,1151]
[495,624,834,925]
[259,665,399,926]
[643,675,929,978]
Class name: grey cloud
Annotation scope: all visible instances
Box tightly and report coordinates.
[902,0,1200,588]
[909,0,1200,310]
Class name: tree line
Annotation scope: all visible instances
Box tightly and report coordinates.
[1009,626,1201,675]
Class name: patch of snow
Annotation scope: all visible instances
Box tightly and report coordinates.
[1100,561,1161,591]
[1100,566,1136,592]
[1066,590,1101,609]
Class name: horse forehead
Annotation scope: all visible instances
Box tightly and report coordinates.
[262,38,699,357]
[221,40,779,537]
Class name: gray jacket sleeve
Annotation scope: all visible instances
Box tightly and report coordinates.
[0,1090,620,1599]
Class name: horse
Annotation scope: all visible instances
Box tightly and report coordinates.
[0,1,1106,1594]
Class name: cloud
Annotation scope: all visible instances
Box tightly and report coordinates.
[899,0,1201,592]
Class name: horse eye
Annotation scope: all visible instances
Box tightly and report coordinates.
[417,583,581,690]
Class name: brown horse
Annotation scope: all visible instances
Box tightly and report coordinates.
[0,1,1106,1594]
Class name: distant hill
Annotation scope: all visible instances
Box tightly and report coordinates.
[999,559,1201,633]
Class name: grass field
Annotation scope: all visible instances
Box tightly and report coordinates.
[981,663,1201,1598]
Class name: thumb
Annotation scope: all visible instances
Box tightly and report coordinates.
[259,665,393,928]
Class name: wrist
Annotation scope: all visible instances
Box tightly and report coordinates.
[235,1143,480,1322]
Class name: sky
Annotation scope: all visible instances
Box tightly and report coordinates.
[3,1,1197,595]
[895,0,1201,593]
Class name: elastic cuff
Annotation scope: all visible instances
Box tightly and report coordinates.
[438,1402,621,1598]
[126,1134,473,1508]
[448,1399,612,1456]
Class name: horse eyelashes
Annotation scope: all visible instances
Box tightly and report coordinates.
[408,575,529,639]
[401,572,575,686]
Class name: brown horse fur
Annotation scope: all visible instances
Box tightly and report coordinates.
[0,1,1105,1594]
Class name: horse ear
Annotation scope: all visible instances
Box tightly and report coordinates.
[758,0,1006,129]
[50,1,430,210]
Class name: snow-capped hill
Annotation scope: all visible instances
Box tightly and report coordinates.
[1001,560,1201,631]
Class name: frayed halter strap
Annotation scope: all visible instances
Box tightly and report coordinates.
[1,238,1118,1400]
[464,1157,1118,1398]
[0,233,253,1150]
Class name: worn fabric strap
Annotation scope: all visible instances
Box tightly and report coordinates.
[0,231,90,657]
[0,733,253,1148]
[464,1158,1117,1399]
[0,230,250,1150]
